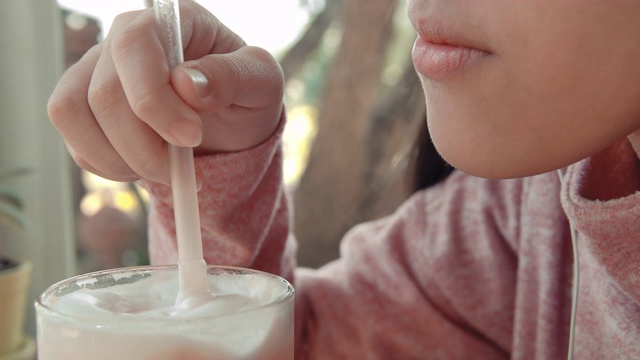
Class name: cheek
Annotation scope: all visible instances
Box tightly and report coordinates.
[422,64,640,180]
[422,9,640,179]
[421,60,557,179]
[417,0,640,179]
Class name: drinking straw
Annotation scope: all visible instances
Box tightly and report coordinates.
[153,0,208,302]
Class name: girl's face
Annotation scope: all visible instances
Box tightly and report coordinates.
[408,0,640,179]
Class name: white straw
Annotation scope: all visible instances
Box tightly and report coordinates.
[153,0,208,305]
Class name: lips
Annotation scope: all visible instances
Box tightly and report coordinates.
[410,19,491,81]
[412,35,490,81]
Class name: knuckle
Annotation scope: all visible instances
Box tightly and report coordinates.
[109,10,145,37]
[110,27,138,61]
[246,46,284,88]
[223,53,250,81]
[47,91,76,130]
[109,16,154,64]
[248,46,275,64]
[111,12,132,28]
[87,76,122,116]
[249,46,280,70]
[215,56,249,104]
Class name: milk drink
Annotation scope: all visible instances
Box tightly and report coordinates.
[36,266,294,360]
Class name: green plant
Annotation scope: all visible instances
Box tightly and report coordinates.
[0,167,30,271]
[0,167,29,230]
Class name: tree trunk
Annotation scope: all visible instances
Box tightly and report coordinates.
[293,0,398,268]
[279,1,340,81]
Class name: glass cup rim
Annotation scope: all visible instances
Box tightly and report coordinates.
[35,264,295,327]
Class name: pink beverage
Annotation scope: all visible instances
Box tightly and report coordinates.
[35,265,294,360]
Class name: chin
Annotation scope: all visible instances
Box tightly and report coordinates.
[433,137,568,180]
[452,160,548,180]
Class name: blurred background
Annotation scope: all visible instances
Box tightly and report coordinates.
[0,0,427,339]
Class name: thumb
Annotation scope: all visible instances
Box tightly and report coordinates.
[171,46,284,113]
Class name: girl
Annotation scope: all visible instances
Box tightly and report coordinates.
[48,0,640,358]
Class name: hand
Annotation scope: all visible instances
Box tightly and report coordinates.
[48,0,284,186]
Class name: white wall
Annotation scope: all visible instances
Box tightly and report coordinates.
[0,0,77,335]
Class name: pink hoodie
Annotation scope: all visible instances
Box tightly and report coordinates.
[143,122,640,359]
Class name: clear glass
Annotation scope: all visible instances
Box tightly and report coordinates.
[35,265,294,360]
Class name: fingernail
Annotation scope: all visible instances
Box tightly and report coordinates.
[182,67,210,99]
[169,120,202,147]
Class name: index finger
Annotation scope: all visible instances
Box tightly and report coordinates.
[108,10,203,147]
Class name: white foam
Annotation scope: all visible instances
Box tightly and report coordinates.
[38,269,294,359]
[51,270,281,320]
